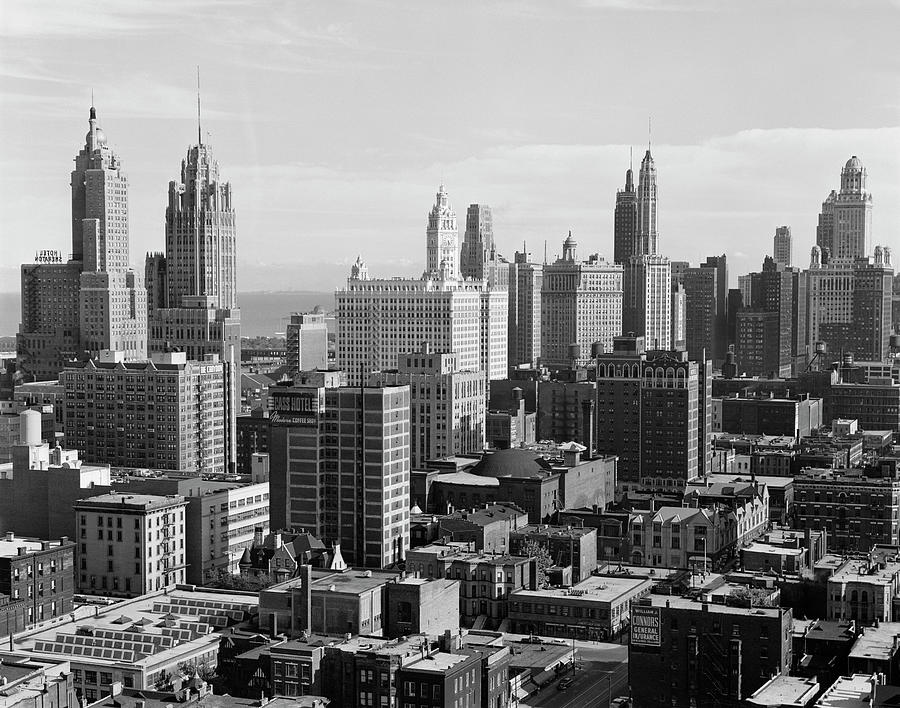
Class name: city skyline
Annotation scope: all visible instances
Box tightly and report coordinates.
[1,1,898,293]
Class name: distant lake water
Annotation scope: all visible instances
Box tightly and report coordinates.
[0,290,335,339]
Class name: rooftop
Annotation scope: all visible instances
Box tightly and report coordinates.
[815,673,875,708]
[408,543,530,566]
[747,674,820,707]
[849,622,900,663]
[0,535,70,558]
[510,574,652,604]
[73,493,186,511]
[643,593,785,618]
[743,542,805,558]
[830,558,900,586]
[265,567,400,596]
[15,587,257,668]
[512,524,597,539]
[403,651,471,674]
[691,473,794,490]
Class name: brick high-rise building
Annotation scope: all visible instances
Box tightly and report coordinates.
[17,107,147,381]
[594,336,711,492]
[60,351,226,475]
[0,534,75,630]
[541,233,622,367]
[268,380,410,568]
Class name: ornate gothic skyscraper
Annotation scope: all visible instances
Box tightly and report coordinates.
[425,185,459,279]
[636,149,658,256]
[147,131,241,473]
[164,143,237,309]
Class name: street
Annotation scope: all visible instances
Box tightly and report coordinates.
[522,642,629,708]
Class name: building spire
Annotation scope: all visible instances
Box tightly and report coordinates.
[648,115,652,151]
[197,66,202,146]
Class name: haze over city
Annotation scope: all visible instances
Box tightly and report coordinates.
[1,0,898,293]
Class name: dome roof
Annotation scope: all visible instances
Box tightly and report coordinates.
[469,448,553,479]
[563,231,577,247]
[845,155,862,170]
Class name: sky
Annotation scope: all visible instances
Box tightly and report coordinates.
[1,0,898,293]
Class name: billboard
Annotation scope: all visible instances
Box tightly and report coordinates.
[270,388,321,427]
[630,604,661,647]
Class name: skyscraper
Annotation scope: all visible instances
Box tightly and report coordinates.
[807,246,893,362]
[508,250,543,368]
[17,106,147,380]
[636,149,658,256]
[426,185,460,279]
[613,166,638,264]
[147,132,241,471]
[269,381,411,568]
[683,255,728,366]
[773,226,792,267]
[461,204,507,290]
[285,310,328,376]
[336,186,507,385]
[623,255,672,350]
[816,156,873,263]
[541,233,623,368]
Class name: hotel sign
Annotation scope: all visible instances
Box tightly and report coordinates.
[270,389,321,427]
[34,250,63,264]
[631,605,661,647]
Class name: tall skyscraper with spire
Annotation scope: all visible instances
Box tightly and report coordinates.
[18,106,147,380]
[426,185,459,279]
[147,98,241,473]
[636,147,658,256]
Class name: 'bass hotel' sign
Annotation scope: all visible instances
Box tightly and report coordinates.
[630,604,661,647]
[270,389,321,427]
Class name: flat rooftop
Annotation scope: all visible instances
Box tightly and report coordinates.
[815,673,875,708]
[15,587,257,668]
[743,542,805,557]
[404,652,471,673]
[511,575,652,604]
[848,622,900,663]
[409,543,530,566]
[266,567,401,596]
[73,493,186,510]
[830,559,900,586]
[0,537,67,558]
[643,593,785,618]
[693,473,794,490]
[747,674,820,707]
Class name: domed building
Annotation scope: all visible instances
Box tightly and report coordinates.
[421,444,616,524]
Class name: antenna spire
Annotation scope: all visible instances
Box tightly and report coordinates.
[197,66,202,146]
[630,145,633,171]
[648,116,652,151]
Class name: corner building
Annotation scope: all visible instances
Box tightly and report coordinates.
[73,493,187,597]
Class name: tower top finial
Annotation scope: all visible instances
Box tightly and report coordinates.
[197,66,202,146]
[648,115,652,151]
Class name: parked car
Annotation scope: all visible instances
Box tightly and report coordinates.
[557,677,575,691]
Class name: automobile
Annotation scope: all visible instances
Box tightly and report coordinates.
[557,677,575,691]
[610,697,631,707]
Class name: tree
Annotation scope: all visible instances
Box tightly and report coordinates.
[177,661,216,683]
[521,539,553,589]
[728,585,776,608]
[203,568,276,591]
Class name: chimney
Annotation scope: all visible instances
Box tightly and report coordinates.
[4,532,13,542]
[16,547,27,556]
